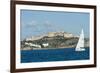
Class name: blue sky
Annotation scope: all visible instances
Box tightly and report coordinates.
[21,10,90,40]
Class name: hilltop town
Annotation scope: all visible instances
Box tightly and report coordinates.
[21,31,89,50]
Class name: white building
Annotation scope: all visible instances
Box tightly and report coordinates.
[64,33,74,38]
[47,31,64,37]
[47,31,74,38]
[25,42,41,48]
[42,43,49,47]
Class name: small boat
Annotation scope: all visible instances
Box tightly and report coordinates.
[75,29,85,51]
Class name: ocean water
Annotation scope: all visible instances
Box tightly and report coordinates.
[21,48,89,63]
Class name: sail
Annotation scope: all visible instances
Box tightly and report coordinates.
[75,29,85,51]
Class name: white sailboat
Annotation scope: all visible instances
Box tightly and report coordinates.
[75,29,85,51]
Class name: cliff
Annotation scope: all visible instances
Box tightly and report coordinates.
[21,32,89,50]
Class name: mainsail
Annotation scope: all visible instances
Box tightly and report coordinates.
[75,29,85,51]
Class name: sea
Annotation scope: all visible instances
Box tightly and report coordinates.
[21,48,89,63]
